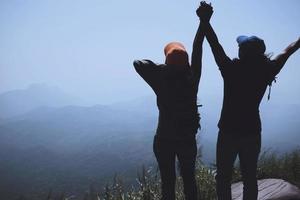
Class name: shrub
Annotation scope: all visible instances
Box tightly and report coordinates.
[23,148,300,200]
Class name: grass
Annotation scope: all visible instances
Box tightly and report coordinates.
[257,148,300,187]
[17,148,300,200]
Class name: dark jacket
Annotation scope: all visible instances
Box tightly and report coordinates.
[217,58,277,134]
[134,59,200,140]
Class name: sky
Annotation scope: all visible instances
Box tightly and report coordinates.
[0,0,300,105]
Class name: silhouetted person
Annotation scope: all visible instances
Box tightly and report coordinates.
[133,4,208,200]
[198,2,300,200]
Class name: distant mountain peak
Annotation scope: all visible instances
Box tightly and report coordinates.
[0,83,83,119]
[28,83,60,92]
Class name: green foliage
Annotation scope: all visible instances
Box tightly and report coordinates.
[257,148,300,187]
[194,163,217,200]
[98,163,217,200]
[27,148,300,200]
[102,167,160,200]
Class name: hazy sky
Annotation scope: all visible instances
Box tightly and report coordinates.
[0,0,299,105]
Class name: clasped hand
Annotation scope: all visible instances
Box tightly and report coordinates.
[196,1,213,22]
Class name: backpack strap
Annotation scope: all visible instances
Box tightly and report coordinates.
[267,77,277,100]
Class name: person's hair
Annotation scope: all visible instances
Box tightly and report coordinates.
[233,52,273,64]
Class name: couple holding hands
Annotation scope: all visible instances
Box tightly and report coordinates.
[134,2,300,200]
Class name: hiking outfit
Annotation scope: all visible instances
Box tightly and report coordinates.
[134,59,200,200]
[207,34,280,200]
[216,57,278,200]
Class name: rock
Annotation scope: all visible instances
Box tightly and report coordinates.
[231,179,300,200]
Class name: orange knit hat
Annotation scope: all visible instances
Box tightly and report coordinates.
[164,42,189,66]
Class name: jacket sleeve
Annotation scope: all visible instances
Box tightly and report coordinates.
[133,59,161,91]
[204,23,232,75]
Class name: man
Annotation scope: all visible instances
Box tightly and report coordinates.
[133,3,209,200]
[198,2,300,199]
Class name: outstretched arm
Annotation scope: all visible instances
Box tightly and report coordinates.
[190,1,213,93]
[197,2,231,69]
[191,21,205,91]
[204,23,231,69]
[272,37,300,75]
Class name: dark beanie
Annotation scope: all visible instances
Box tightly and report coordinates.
[237,35,266,55]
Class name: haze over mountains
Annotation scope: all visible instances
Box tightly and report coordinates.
[0,84,299,199]
[0,83,86,119]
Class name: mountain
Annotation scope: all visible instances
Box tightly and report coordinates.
[0,88,299,199]
[0,83,84,119]
[0,104,157,199]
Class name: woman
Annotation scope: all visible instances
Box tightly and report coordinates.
[133,3,210,199]
[198,2,300,199]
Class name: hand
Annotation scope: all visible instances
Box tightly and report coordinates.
[196,1,213,23]
[296,37,300,48]
[286,37,300,53]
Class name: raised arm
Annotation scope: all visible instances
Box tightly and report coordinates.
[190,2,212,92]
[204,23,231,69]
[272,37,300,75]
[197,2,231,69]
[191,21,205,90]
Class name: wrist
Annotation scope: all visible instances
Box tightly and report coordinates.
[200,20,210,25]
